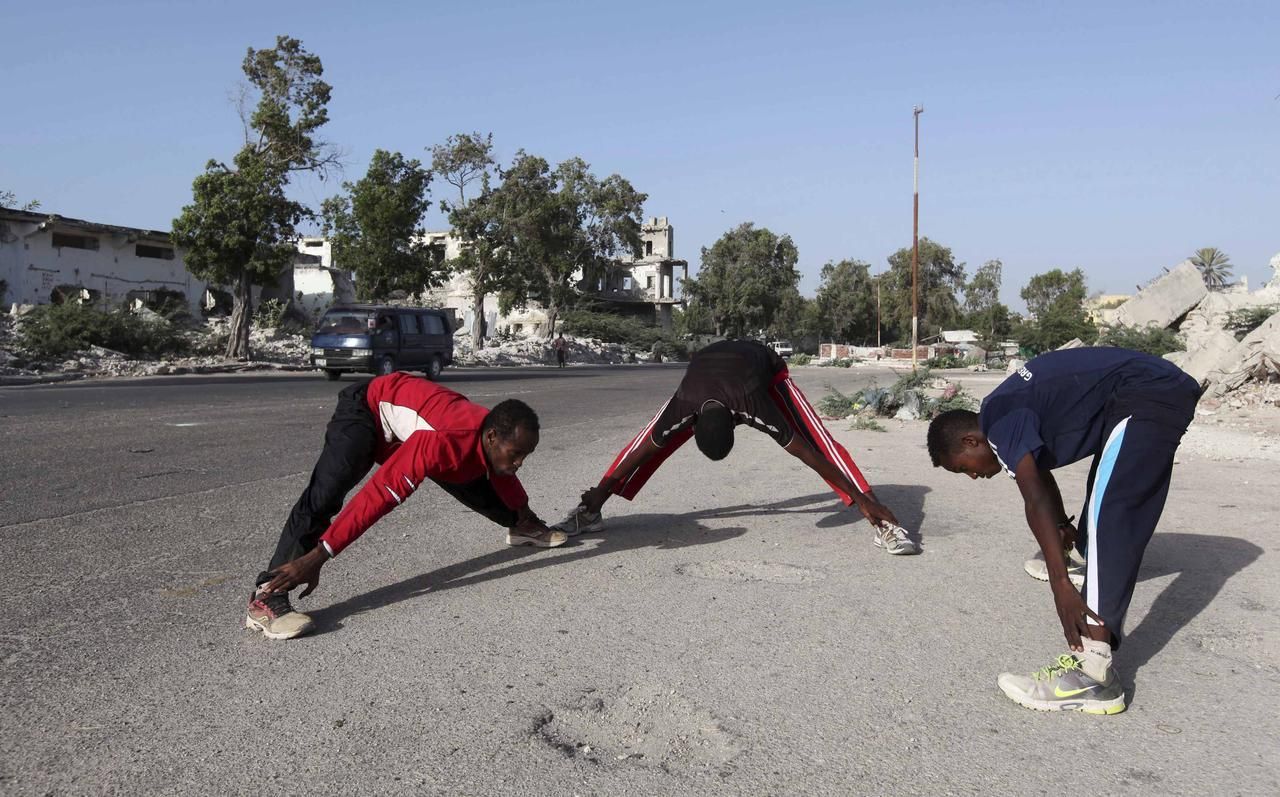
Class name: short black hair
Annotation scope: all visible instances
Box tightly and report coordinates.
[483,399,540,439]
[694,404,735,461]
[926,409,980,467]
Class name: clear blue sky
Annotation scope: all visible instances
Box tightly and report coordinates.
[4,0,1277,306]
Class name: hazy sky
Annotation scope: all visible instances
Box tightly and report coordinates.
[4,0,1277,305]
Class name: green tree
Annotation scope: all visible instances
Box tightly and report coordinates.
[768,289,822,343]
[1017,267,1097,353]
[814,259,876,343]
[881,238,967,343]
[1,190,40,211]
[321,149,442,301]
[685,223,800,337]
[431,132,494,207]
[494,153,646,337]
[171,35,334,359]
[432,132,497,346]
[1190,247,1233,291]
[963,259,1013,344]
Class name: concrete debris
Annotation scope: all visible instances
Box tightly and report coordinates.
[1206,311,1280,397]
[1177,329,1239,384]
[1006,358,1026,374]
[1113,261,1207,329]
[1056,337,1086,350]
[451,334,656,367]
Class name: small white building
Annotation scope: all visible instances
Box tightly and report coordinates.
[0,208,208,313]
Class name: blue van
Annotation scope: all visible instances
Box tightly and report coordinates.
[310,304,457,381]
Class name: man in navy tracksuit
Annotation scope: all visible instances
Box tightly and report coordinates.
[926,348,1200,714]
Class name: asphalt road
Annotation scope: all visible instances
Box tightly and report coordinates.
[1,364,1276,795]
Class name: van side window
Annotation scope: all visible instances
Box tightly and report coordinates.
[398,314,420,335]
[421,314,445,335]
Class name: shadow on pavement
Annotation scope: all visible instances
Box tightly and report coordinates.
[309,514,746,634]
[704,485,931,541]
[1122,531,1263,696]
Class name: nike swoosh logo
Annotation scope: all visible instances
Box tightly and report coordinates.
[1055,684,1099,698]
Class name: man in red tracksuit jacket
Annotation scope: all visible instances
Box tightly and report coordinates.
[246,373,564,640]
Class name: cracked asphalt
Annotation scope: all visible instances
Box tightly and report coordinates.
[1,363,1276,795]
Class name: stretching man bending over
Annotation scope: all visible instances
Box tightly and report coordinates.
[927,347,1199,714]
[246,372,564,640]
[557,339,917,554]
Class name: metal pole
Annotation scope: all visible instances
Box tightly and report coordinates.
[911,104,923,371]
[876,276,881,348]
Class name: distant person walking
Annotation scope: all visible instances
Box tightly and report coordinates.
[553,333,568,368]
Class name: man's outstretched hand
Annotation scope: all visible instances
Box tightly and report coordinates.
[263,548,327,597]
[579,484,612,516]
[855,492,900,527]
[1051,578,1104,652]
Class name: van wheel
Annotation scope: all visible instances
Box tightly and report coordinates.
[377,355,397,376]
[324,369,341,381]
[425,355,443,380]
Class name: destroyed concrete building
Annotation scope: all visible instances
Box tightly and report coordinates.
[1110,254,1280,394]
[0,208,210,314]
[420,216,688,337]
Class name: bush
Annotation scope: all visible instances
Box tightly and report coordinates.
[849,416,886,432]
[815,387,858,418]
[817,357,854,368]
[925,353,965,369]
[255,298,289,330]
[1224,305,1280,340]
[1095,325,1184,356]
[790,353,813,365]
[16,302,189,360]
[562,309,686,359]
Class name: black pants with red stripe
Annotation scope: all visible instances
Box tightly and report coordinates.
[255,382,518,587]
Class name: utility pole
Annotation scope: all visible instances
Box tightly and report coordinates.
[912,104,923,371]
[876,275,882,348]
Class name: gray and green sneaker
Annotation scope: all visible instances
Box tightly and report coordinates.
[997,654,1126,715]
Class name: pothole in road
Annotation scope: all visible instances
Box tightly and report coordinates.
[675,559,825,585]
[530,684,744,775]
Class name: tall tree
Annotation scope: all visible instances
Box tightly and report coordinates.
[430,132,494,207]
[881,238,966,343]
[495,153,646,337]
[321,149,442,301]
[963,259,1012,343]
[814,259,876,343]
[685,223,800,337]
[172,35,335,359]
[1190,247,1233,291]
[432,132,497,345]
[1018,267,1096,353]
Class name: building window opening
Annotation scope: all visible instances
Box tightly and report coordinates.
[644,240,653,256]
[135,243,175,260]
[52,232,99,251]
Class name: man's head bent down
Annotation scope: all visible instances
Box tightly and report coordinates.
[926,409,1002,479]
[694,402,735,461]
[482,399,540,476]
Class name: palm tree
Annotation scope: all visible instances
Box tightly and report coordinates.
[1191,247,1233,290]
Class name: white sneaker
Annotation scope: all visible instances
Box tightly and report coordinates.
[873,522,920,555]
[1023,549,1086,588]
[551,505,605,537]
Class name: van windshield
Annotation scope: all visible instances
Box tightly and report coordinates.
[317,310,372,334]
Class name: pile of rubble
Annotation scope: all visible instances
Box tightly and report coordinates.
[0,308,312,381]
[451,333,649,367]
[1113,256,1280,396]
